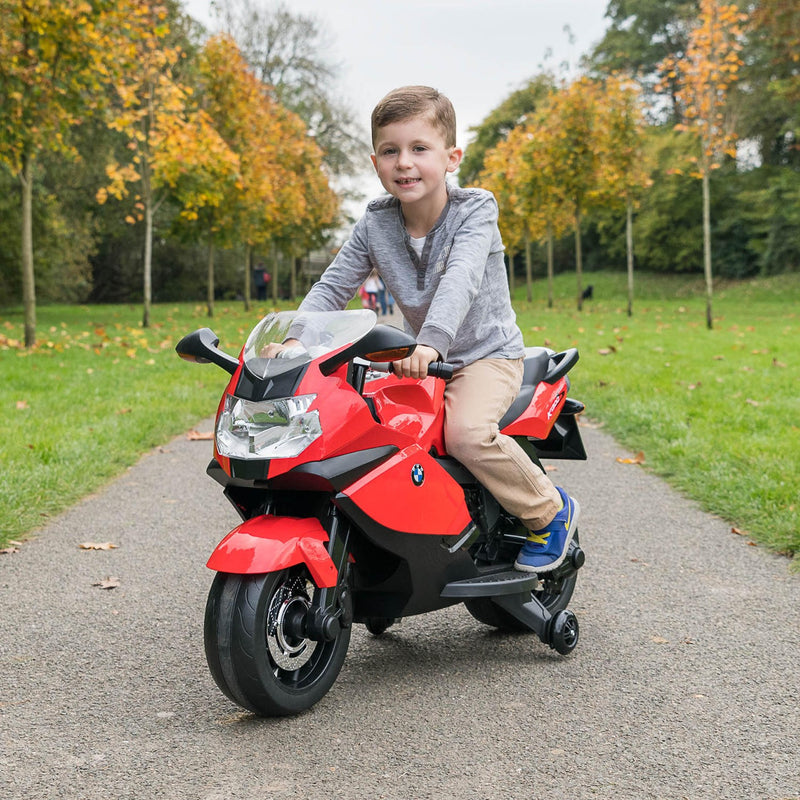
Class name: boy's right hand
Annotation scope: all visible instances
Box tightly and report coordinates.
[392,344,440,379]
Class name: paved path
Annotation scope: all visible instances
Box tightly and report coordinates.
[1,418,798,800]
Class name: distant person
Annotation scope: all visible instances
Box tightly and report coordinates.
[266,85,578,572]
[364,269,380,311]
[377,275,395,315]
[253,264,270,301]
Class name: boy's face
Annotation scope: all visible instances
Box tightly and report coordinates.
[370,115,462,214]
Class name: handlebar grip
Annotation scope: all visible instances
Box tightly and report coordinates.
[366,360,454,380]
[427,361,454,380]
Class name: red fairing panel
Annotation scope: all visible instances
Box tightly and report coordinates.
[500,378,568,438]
[206,515,337,587]
[341,444,471,536]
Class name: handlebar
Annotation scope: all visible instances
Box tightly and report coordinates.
[366,360,455,381]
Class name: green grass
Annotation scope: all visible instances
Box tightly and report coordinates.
[1,274,798,567]
[0,301,291,546]
[512,271,799,564]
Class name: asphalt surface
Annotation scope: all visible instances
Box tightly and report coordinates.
[1,416,798,800]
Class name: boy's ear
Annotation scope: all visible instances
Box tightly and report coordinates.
[447,147,463,174]
[370,153,378,172]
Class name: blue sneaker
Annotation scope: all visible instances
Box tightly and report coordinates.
[514,487,580,573]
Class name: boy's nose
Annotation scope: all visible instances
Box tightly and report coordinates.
[396,149,413,169]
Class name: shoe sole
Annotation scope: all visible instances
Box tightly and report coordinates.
[514,497,581,574]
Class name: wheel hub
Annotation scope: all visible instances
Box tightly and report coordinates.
[266,577,317,671]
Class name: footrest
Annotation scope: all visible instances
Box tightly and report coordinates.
[441,570,538,599]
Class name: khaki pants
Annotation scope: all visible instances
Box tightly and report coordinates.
[443,357,561,531]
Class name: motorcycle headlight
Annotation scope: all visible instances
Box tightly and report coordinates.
[216,393,321,460]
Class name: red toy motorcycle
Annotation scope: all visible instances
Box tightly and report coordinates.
[176,309,587,716]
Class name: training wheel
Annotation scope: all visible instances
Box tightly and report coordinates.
[549,609,579,654]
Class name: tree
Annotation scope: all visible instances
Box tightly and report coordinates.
[99,17,240,325]
[595,74,651,315]
[212,0,363,178]
[539,78,606,310]
[737,0,800,168]
[0,0,156,346]
[589,0,699,119]
[659,0,747,329]
[479,111,571,307]
[459,75,554,187]
[196,34,337,311]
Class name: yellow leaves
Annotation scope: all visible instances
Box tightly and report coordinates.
[658,0,745,174]
[617,451,646,465]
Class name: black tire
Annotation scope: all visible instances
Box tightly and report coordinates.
[465,531,580,632]
[549,609,580,654]
[204,568,351,716]
[365,617,396,636]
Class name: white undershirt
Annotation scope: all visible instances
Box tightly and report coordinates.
[409,235,426,258]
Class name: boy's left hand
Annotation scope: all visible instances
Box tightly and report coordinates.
[393,344,441,379]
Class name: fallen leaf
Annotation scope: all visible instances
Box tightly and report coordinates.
[79,542,118,551]
[16,400,29,410]
[92,576,120,590]
[745,398,760,407]
[187,430,214,441]
[731,527,746,536]
[617,451,645,465]
[543,464,559,473]
[651,636,669,644]
[598,346,617,356]
[772,358,786,368]
[1,546,20,555]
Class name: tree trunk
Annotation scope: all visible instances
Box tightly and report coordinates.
[507,253,515,295]
[524,236,533,302]
[271,243,279,302]
[626,199,634,318]
[143,203,153,328]
[20,152,36,348]
[207,241,215,318]
[290,252,298,300]
[546,223,554,309]
[575,206,584,311]
[243,244,252,312]
[702,170,713,330]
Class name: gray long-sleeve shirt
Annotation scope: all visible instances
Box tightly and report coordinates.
[299,186,525,369]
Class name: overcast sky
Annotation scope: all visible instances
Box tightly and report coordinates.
[183,0,610,208]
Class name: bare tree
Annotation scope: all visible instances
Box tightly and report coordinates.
[211,0,365,176]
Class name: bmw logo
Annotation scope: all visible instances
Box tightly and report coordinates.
[411,464,425,486]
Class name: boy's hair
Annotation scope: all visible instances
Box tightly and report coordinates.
[371,86,457,149]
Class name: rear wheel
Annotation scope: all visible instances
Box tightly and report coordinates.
[204,567,351,716]
[465,532,580,632]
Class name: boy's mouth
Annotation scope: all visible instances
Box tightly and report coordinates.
[396,178,420,186]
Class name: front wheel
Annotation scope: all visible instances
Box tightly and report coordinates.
[204,568,351,716]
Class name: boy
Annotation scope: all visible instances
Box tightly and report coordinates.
[278,86,578,572]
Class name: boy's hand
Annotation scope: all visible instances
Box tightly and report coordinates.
[260,338,302,358]
[393,344,441,379]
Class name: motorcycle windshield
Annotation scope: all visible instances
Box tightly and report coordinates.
[243,309,377,379]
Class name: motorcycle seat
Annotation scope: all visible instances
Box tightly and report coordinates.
[498,347,552,429]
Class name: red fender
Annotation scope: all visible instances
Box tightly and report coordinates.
[206,515,338,588]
